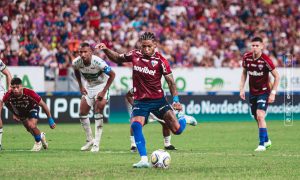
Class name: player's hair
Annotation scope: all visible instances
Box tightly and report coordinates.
[11,77,22,85]
[251,37,263,43]
[80,42,92,48]
[139,32,156,41]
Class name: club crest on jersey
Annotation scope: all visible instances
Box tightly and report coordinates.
[151,60,158,67]
[258,64,264,70]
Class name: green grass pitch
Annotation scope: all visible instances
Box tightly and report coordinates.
[0,121,299,179]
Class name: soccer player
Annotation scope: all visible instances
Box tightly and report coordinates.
[0,59,11,150]
[125,89,177,152]
[240,37,280,152]
[2,77,56,151]
[73,42,115,152]
[96,32,197,168]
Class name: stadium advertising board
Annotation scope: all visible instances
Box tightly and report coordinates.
[2,96,109,124]
[108,67,300,94]
[109,95,300,123]
[2,95,299,123]
[1,67,45,92]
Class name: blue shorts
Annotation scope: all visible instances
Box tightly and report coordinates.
[249,93,269,116]
[131,97,172,123]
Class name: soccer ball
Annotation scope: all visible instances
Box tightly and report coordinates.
[150,149,171,168]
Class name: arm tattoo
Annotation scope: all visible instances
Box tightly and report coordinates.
[165,73,178,97]
[103,49,126,64]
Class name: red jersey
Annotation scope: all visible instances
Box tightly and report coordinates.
[121,50,172,100]
[2,88,42,117]
[242,52,275,95]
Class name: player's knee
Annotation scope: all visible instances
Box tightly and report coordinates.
[131,121,142,131]
[94,113,103,127]
[79,114,88,120]
[256,111,265,121]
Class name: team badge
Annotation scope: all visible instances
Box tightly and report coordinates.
[258,64,264,70]
[151,60,158,67]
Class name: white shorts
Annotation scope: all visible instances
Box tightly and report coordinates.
[0,87,5,102]
[83,84,109,107]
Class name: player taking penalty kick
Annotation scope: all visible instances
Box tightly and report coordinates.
[96,32,197,168]
[240,37,280,152]
[3,77,56,151]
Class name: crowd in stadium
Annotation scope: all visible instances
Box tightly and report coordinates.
[0,0,299,79]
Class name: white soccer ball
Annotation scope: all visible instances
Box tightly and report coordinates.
[150,149,171,169]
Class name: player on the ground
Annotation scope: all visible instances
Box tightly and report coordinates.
[0,59,12,150]
[240,37,280,152]
[2,77,56,151]
[73,42,115,152]
[96,31,197,168]
[125,88,177,152]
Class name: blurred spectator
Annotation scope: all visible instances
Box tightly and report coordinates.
[0,0,298,71]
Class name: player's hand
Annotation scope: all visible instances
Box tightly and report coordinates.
[13,114,20,122]
[97,91,106,101]
[268,94,275,103]
[80,87,87,95]
[172,102,182,111]
[48,117,56,129]
[95,43,107,50]
[240,90,246,100]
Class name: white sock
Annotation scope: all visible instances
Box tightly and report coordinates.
[141,156,148,162]
[94,113,104,147]
[0,128,3,145]
[130,136,136,147]
[164,136,171,147]
[80,118,93,142]
[94,119,103,147]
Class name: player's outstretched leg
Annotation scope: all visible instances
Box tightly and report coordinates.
[91,113,103,152]
[131,121,150,168]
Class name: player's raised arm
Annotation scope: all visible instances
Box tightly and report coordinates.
[95,43,126,64]
[239,68,247,100]
[268,69,280,103]
[38,99,56,129]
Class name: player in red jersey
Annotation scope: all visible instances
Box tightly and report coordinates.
[3,77,56,151]
[240,37,280,152]
[96,32,197,168]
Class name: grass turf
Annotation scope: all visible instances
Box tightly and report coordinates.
[0,121,299,179]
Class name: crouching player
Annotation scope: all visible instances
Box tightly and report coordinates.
[3,77,56,151]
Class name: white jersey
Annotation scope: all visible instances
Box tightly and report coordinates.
[72,55,110,88]
[0,59,7,100]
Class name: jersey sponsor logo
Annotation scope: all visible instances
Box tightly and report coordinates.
[248,71,263,76]
[251,64,257,67]
[257,60,264,63]
[246,58,253,61]
[133,65,156,76]
[151,60,158,67]
[141,58,149,62]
